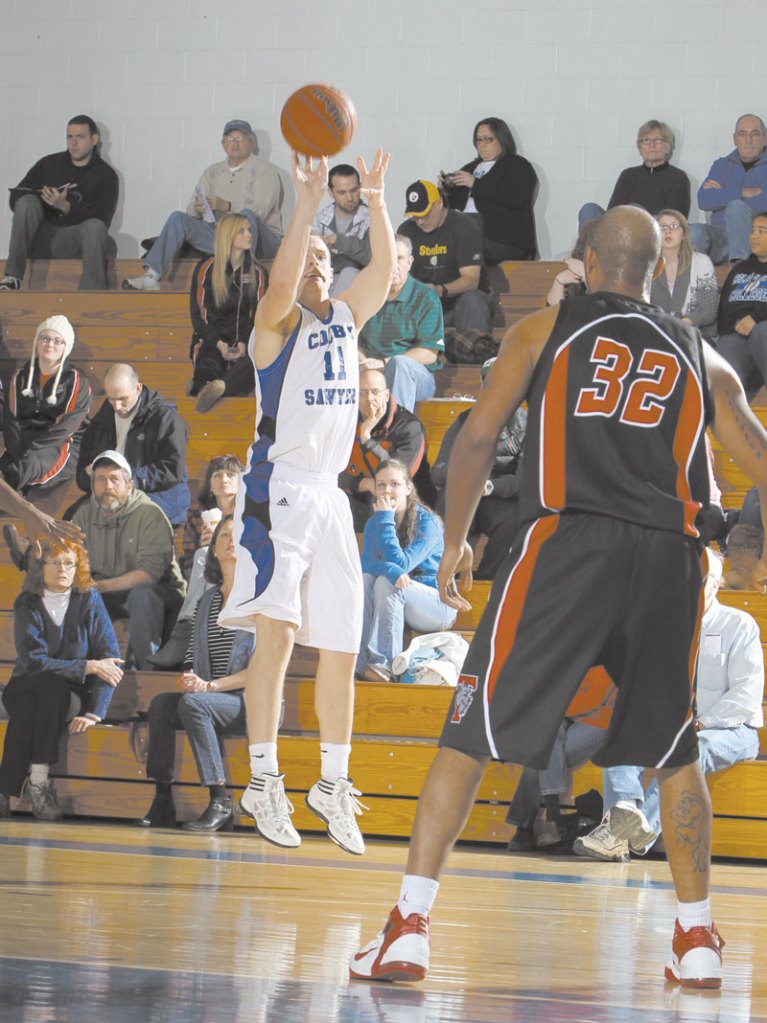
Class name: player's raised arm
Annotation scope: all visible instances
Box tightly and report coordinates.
[437,305,556,607]
[253,153,329,365]
[705,343,767,586]
[341,149,397,330]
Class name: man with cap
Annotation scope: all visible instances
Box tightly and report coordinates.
[123,120,283,292]
[0,115,118,291]
[397,180,496,347]
[0,315,91,496]
[72,450,186,670]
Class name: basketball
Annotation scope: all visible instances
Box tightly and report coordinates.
[280,84,357,158]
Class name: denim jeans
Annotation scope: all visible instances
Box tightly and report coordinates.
[145,208,280,278]
[357,574,457,673]
[383,355,436,413]
[146,690,246,786]
[506,719,607,827]
[690,200,753,263]
[601,723,760,837]
[6,194,110,288]
[578,202,606,233]
[716,322,767,401]
[444,289,496,335]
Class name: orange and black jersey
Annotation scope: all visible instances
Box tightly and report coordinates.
[518,292,713,537]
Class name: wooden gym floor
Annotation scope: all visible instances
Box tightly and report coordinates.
[0,819,764,1023]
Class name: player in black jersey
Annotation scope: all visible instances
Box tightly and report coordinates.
[350,206,767,989]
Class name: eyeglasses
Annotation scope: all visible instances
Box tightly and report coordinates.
[639,137,665,146]
[659,222,682,231]
[38,335,66,347]
[475,136,496,144]
[44,560,76,569]
[736,130,764,139]
[223,135,247,143]
[360,388,386,397]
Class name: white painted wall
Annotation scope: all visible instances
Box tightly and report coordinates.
[1,0,765,261]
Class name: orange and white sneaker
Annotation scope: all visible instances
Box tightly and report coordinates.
[349,906,430,982]
[664,919,725,989]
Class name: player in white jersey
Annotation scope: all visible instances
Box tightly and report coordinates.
[219,149,396,853]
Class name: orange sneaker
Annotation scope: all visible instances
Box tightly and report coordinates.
[350,906,430,982]
[664,919,725,989]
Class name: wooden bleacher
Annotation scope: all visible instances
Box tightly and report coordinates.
[0,258,765,858]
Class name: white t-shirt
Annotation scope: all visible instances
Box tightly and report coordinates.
[464,159,496,214]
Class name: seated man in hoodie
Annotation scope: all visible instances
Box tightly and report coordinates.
[339,368,429,531]
[72,451,186,670]
[75,363,190,526]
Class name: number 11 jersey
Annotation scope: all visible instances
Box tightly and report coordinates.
[518,292,713,537]
[248,299,359,476]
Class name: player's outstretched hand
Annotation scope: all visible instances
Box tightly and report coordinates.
[357,149,390,206]
[438,540,473,612]
[291,151,329,206]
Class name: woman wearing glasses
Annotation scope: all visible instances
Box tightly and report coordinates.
[0,539,122,820]
[0,315,91,498]
[651,210,719,339]
[578,120,691,232]
[440,117,537,262]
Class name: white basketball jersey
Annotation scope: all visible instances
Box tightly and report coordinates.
[248,300,359,476]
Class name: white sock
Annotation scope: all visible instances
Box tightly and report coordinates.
[398,874,439,919]
[320,742,351,783]
[29,764,49,786]
[677,898,712,930]
[249,743,279,778]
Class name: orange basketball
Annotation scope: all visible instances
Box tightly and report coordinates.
[280,84,357,157]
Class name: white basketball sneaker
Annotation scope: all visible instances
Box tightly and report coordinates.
[237,773,301,848]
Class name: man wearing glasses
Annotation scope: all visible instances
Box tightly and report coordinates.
[578,119,690,232]
[123,119,282,292]
[691,114,767,265]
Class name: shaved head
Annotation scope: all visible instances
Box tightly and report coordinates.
[586,206,661,296]
[104,363,140,387]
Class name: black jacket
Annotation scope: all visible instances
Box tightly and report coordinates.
[447,151,538,258]
[189,254,267,355]
[76,386,190,525]
[10,149,119,228]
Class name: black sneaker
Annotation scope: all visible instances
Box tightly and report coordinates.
[0,276,21,291]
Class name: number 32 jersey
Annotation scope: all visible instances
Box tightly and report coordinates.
[519,292,713,537]
[248,299,359,476]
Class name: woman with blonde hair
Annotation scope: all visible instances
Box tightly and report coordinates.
[188,213,268,412]
[0,315,91,496]
[0,538,121,820]
[651,209,719,338]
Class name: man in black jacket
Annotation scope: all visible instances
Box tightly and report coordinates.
[339,368,430,530]
[1,115,118,291]
[76,364,190,526]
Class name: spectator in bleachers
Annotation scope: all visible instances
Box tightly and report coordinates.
[312,163,372,295]
[359,234,445,412]
[340,369,429,531]
[189,214,267,415]
[138,516,255,832]
[440,116,537,263]
[356,460,456,683]
[0,315,90,499]
[0,538,122,821]
[651,210,719,339]
[691,114,767,265]
[72,451,185,670]
[123,119,282,292]
[545,223,592,306]
[397,180,497,358]
[575,549,764,861]
[431,360,526,580]
[0,115,118,292]
[75,363,190,527]
[578,120,690,232]
[150,454,243,670]
[715,212,767,400]
[506,667,615,851]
